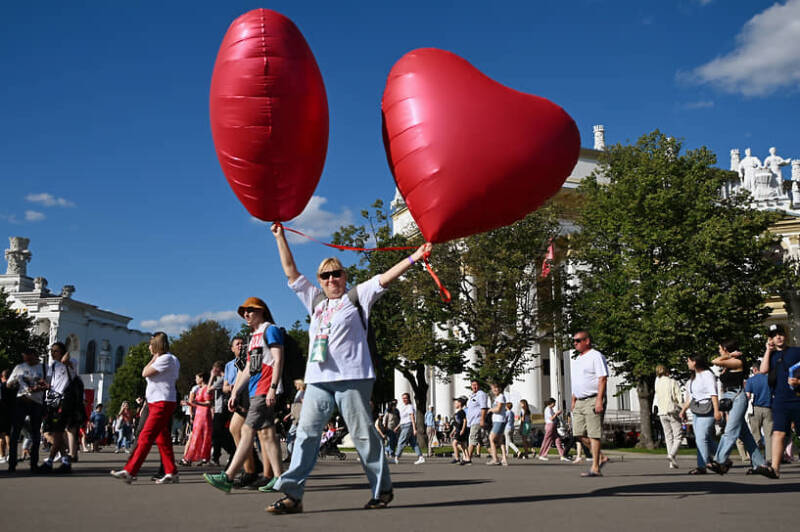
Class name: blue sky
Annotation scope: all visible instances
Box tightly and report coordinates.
[2,0,799,336]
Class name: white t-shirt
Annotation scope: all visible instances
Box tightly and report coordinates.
[145,353,180,403]
[398,402,416,425]
[466,390,489,426]
[544,405,556,425]
[9,362,45,404]
[570,348,609,399]
[492,393,507,423]
[47,359,76,396]
[689,370,717,401]
[291,274,385,384]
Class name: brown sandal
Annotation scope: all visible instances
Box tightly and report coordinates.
[266,496,303,514]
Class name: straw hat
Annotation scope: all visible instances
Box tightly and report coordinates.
[237,296,269,318]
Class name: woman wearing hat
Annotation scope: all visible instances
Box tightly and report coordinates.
[266,223,431,514]
[204,296,284,492]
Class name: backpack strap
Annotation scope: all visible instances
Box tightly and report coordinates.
[347,286,367,331]
[311,291,326,313]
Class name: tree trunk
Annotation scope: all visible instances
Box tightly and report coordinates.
[635,379,656,449]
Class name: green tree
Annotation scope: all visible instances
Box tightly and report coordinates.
[171,321,231,398]
[108,342,151,416]
[0,289,47,370]
[567,130,798,448]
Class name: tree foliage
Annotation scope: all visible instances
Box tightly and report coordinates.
[567,130,799,447]
[0,289,48,371]
[170,321,231,398]
[108,341,151,416]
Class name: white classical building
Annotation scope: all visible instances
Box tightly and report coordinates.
[391,126,800,425]
[1,237,150,406]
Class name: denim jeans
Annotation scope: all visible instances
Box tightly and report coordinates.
[385,428,398,456]
[395,422,422,457]
[274,379,391,500]
[714,389,766,468]
[692,413,717,469]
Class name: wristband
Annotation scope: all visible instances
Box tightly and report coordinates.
[407,256,415,265]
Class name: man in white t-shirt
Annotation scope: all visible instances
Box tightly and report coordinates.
[42,342,77,473]
[464,380,488,465]
[393,393,424,465]
[569,330,609,477]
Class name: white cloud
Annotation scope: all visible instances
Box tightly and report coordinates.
[686,0,800,96]
[25,210,46,222]
[140,310,239,336]
[25,192,76,208]
[251,195,353,244]
[679,100,715,110]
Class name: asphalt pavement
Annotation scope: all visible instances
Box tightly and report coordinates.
[1,447,798,531]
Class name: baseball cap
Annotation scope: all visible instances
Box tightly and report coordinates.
[767,324,786,337]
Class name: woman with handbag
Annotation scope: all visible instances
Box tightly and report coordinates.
[654,365,683,469]
[708,339,771,476]
[679,354,720,474]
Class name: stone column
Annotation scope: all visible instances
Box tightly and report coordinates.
[5,237,32,275]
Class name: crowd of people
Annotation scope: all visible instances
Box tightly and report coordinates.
[2,227,799,515]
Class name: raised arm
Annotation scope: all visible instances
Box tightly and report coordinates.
[379,243,433,288]
[270,223,301,283]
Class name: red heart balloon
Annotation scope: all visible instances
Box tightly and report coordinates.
[382,49,580,243]
[210,9,328,222]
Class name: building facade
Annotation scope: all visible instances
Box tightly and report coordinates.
[391,127,800,424]
[1,237,150,405]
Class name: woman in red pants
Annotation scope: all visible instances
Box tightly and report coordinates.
[111,332,180,484]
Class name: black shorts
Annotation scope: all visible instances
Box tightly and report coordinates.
[43,403,67,433]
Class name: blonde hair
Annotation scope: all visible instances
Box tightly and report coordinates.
[317,257,345,277]
[655,364,668,377]
[150,332,169,355]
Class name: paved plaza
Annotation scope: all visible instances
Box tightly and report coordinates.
[2,448,798,531]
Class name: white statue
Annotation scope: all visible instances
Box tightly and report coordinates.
[738,148,762,193]
[764,147,791,181]
[5,237,32,276]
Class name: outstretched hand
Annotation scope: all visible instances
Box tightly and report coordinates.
[270,222,284,238]
[411,242,433,262]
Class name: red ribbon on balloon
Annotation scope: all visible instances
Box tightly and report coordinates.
[276,223,451,302]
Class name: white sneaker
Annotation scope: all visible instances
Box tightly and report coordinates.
[669,457,679,469]
[110,469,135,484]
[155,473,180,484]
[414,456,425,465]
[393,456,399,464]
[560,457,571,462]
[0,456,6,464]
[537,456,549,461]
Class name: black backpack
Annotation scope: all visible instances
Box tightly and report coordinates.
[312,286,380,373]
[279,326,305,386]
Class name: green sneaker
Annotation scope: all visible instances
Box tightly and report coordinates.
[258,476,279,493]
[204,472,233,493]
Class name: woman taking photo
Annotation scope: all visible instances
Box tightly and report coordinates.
[709,339,771,477]
[267,223,431,514]
[180,372,213,466]
[111,332,180,484]
[653,364,683,469]
[679,354,720,475]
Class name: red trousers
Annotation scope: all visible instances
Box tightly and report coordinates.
[124,401,177,476]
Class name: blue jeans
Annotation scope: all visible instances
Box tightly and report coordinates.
[286,423,298,455]
[714,389,766,468]
[395,422,422,457]
[384,429,398,456]
[693,413,718,469]
[274,379,391,500]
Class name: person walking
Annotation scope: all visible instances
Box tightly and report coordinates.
[394,393,425,464]
[382,400,400,458]
[180,372,213,466]
[487,382,508,466]
[538,397,568,461]
[707,339,771,476]
[570,330,609,477]
[265,223,431,514]
[654,364,683,469]
[450,397,468,464]
[425,406,436,457]
[110,332,180,484]
[759,324,800,478]
[463,380,488,466]
[503,402,519,459]
[517,399,533,459]
[679,354,720,475]
[114,402,133,453]
[208,360,235,467]
[745,360,773,462]
[6,347,46,473]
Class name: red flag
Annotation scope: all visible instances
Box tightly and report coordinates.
[541,241,554,278]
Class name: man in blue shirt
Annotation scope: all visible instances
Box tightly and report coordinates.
[222,337,260,488]
[745,361,773,462]
[759,324,800,478]
[424,406,436,457]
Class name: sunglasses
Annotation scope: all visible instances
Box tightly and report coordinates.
[242,307,262,314]
[319,269,344,280]
[573,337,587,343]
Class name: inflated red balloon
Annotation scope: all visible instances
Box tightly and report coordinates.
[210,9,328,222]
[382,48,580,243]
